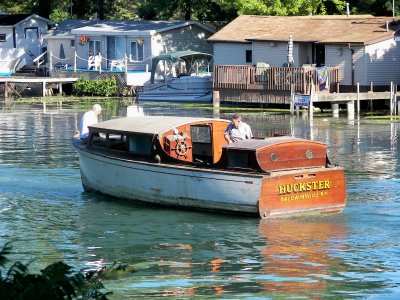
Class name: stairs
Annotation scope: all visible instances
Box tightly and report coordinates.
[15,65,48,77]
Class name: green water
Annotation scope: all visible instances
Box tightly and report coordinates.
[1,100,400,299]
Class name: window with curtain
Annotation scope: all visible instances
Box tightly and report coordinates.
[130,40,144,62]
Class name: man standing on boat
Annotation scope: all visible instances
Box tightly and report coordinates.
[224,114,252,144]
[80,104,102,141]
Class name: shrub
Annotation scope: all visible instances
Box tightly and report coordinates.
[0,242,113,300]
[72,77,118,97]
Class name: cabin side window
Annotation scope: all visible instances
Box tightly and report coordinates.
[108,133,127,151]
[89,132,127,151]
[227,150,251,169]
[128,134,152,155]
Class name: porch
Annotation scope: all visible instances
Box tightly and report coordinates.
[213,65,339,104]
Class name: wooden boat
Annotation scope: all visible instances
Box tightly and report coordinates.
[72,116,346,218]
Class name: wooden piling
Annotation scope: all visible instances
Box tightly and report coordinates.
[213,90,220,108]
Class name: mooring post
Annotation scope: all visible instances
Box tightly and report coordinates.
[290,84,295,115]
[42,80,46,97]
[4,81,8,99]
[213,90,220,108]
[74,51,77,73]
[357,83,360,116]
[395,84,398,116]
[347,101,355,119]
[331,103,339,117]
[309,85,314,120]
[390,82,394,115]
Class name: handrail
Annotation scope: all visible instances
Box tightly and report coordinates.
[33,50,48,67]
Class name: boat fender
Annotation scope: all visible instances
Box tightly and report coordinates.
[155,155,161,163]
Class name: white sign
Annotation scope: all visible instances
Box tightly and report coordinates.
[294,94,310,107]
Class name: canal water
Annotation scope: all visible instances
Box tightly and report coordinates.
[1,100,399,299]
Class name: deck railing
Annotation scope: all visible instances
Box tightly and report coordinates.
[213,65,339,93]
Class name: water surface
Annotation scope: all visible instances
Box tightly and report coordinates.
[0,101,399,299]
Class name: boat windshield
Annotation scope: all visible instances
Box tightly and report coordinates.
[150,51,213,83]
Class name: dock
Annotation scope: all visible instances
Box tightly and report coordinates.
[0,77,78,98]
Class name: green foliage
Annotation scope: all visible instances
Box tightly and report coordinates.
[219,0,347,16]
[49,6,70,23]
[0,242,111,300]
[72,77,118,97]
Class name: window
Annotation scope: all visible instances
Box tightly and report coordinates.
[71,39,75,47]
[130,40,144,62]
[0,34,6,42]
[128,134,152,155]
[24,27,38,39]
[245,50,252,63]
[89,40,101,55]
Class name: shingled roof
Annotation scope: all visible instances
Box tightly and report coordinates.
[208,15,400,45]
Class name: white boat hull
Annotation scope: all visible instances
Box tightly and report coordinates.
[77,148,263,214]
[137,75,213,102]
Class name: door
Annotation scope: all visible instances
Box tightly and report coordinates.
[315,44,325,67]
[107,36,116,65]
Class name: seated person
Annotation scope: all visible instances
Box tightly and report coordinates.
[224,114,253,144]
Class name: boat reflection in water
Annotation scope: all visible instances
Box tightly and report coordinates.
[258,220,348,297]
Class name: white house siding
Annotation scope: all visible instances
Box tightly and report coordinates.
[47,37,75,67]
[252,42,296,67]
[0,27,15,60]
[15,17,49,61]
[325,44,364,85]
[364,39,400,85]
[213,42,252,65]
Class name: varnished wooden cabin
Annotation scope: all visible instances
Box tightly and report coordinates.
[74,116,346,218]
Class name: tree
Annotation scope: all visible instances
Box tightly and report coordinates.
[218,0,347,16]
[347,0,399,16]
[137,0,233,21]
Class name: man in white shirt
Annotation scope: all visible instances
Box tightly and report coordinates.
[80,104,102,140]
[224,114,253,144]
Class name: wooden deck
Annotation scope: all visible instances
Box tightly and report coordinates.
[213,65,339,94]
[0,77,78,98]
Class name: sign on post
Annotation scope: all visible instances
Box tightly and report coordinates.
[294,94,310,107]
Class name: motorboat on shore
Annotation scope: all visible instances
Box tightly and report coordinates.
[72,116,346,218]
[137,51,213,102]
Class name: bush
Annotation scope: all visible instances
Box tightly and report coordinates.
[0,242,113,300]
[72,77,118,97]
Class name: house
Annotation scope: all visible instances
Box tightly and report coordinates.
[0,13,53,74]
[46,20,215,71]
[208,15,400,86]
[45,20,98,69]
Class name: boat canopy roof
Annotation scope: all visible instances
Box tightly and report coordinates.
[150,50,213,83]
[89,116,226,136]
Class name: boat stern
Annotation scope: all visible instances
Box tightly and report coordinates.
[258,166,346,218]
